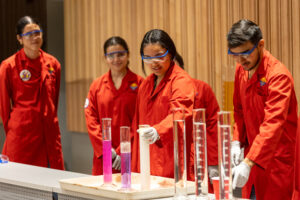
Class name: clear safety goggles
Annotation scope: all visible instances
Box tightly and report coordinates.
[228,43,257,59]
[105,50,128,60]
[20,29,43,39]
[142,50,169,64]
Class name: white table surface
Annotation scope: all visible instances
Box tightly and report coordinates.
[0,162,247,200]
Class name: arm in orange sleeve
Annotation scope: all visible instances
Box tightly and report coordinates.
[233,67,247,146]
[84,83,103,158]
[203,83,220,166]
[153,76,194,143]
[246,74,294,169]
[54,59,61,112]
[0,61,12,133]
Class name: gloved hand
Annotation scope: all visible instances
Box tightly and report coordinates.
[111,148,121,171]
[232,161,251,189]
[231,141,242,166]
[208,165,219,184]
[137,127,160,144]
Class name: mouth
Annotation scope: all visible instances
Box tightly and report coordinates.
[151,66,162,72]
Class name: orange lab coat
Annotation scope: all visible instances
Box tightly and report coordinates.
[293,117,300,200]
[0,48,64,169]
[233,50,298,200]
[191,79,219,191]
[131,63,194,178]
[85,69,143,175]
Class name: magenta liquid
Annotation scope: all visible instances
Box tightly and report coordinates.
[121,152,131,188]
[103,140,112,184]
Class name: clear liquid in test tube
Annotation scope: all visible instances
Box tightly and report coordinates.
[193,109,209,200]
[218,111,233,200]
[173,108,188,200]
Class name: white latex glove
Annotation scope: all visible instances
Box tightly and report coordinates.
[232,161,251,189]
[111,148,121,171]
[231,141,242,166]
[137,127,160,144]
[208,165,219,184]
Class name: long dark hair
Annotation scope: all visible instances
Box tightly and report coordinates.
[140,29,177,75]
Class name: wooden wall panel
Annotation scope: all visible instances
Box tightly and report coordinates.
[64,0,300,133]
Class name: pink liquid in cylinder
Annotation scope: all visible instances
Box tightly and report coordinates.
[103,140,112,184]
[121,152,131,188]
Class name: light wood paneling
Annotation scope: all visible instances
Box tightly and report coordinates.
[64,0,300,132]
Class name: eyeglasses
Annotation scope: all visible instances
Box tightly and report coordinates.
[20,29,43,39]
[142,50,169,64]
[228,43,257,59]
[105,50,128,60]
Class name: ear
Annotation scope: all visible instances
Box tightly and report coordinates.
[17,35,23,45]
[258,39,264,49]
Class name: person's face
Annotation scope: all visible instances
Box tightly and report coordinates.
[105,44,129,72]
[229,40,264,71]
[17,23,43,52]
[142,43,171,79]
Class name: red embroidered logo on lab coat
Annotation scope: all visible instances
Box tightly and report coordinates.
[19,69,31,81]
[130,83,138,90]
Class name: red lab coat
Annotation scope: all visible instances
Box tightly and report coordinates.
[233,50,298,200]
[85,69,143,175]
[0,48,64,169]
[191,79,219,191]
[131,63,194,178]
[293,117,300,200]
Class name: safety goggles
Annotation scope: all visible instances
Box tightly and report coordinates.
[20,29,43,39]
[105,50,128,60]
[142,50,169,64]
[228,43,257,59]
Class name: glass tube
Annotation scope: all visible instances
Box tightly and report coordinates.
[173,108,188,199]
[120,126,131,189]
[193,109,209,199]
[139,124,151,190]
[102,118,112,186]
[217,111,233,200]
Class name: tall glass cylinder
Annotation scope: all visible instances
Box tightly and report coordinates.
[102,118,112,185]
[173,107,187,199]
[193,109,209,199]
[217,111,232,200]
[120,126,131,189]
[139,124,151,190]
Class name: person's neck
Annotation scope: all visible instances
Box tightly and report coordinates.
[111,68,127,80]
[24,48,40,60]
[248,52,263,79]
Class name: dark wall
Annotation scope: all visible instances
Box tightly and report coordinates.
[0,0,47,62]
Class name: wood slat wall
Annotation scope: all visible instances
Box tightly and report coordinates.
[64,0,300,133]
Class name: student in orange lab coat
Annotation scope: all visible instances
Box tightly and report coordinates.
[293,117,300,200]
[228,19,298,200]
[174,53,219,187]
[0,16,64,169]
[84,36,143,175]
[131,29,195,178]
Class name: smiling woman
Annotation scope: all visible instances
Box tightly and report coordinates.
[84,36,144,175]
[132,29,195,180]
[0,16,64,170]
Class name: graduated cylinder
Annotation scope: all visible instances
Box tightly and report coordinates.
[217,111,233,200]
[172,107,188,199]
[193,108,209,199]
